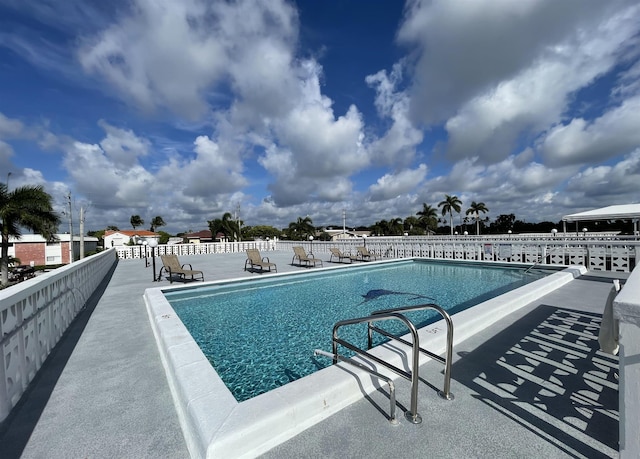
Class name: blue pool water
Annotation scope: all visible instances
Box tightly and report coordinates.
[166,260,549,401]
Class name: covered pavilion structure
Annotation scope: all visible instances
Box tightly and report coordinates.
[562,203,640,235]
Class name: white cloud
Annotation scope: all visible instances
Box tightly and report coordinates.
[0,112,24,137]
[78,1,371,210]
[98,120,150,168]
[62,140,155,208]
[398,0,632,122]
[276,103,367,178]
[174,135,247,197]
[541,95,640,166]
[0,140,14,160]
[368,164,427,201]
[448,4,639,163]
[255,61,369,205]
[78,0,298,119]
[398,0,640,164]
[417,152,581,222]
[566,148,640,198]
[366,62,423,166]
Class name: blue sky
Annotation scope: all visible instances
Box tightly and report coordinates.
[1,0,640,234]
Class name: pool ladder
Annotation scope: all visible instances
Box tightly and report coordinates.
[314,303,454,425]
[524,254,544,273]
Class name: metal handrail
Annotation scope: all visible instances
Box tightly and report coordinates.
[370,303,454,401]
[332,312,423,424]
[313,349,398,425]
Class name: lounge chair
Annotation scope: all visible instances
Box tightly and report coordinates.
[329,247,352,263]
[355,246,377,262]
[292,246,323,268]
[245,248,277,273]
[159,254,204,284]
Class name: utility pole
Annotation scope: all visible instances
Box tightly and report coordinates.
[67,193,74,263]
[235,203,241,242]
[79,206,85,259]
[342,209,346,235]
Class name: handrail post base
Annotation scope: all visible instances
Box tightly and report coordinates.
[438,390,454,401]
[405,411,422,424]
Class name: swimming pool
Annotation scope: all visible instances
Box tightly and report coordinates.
[144,258,583,458]
[165,260,548,401]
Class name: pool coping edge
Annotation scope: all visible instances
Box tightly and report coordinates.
[144,261,586,459]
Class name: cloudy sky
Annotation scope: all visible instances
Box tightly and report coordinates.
[1,0,639,234]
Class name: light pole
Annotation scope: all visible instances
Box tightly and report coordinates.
[136,237,143,263]
[308,235,314,254]
[148,238,158,281]
[143,240,149,267]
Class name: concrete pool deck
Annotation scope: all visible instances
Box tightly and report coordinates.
[0,250,626,458]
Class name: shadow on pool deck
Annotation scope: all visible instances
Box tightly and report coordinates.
[0,251,625,458]
[451,305,618,457]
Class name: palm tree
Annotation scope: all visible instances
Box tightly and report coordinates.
[207,212,240,241]
[438,194,462,236]
[287,216,315,241]
[466,201,489,235]
[221,212,240,242]
[403,216,421,235]
[130,215,144,230]
[370,221,384,236]
[416,203,438,233]
[1,184,61,284]
[149,216,165,232]
[389,217,404,235]
[207,217,224,240]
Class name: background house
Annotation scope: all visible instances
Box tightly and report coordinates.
[103,230,159,248]
[323,229,371,241]
[183,230,213,244]
[8,234,99,266]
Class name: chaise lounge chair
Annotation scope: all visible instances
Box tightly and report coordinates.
[159,254,205,284]
[355,246,377,262]
[245,248,277,273]
[292,246,323,268]
[329,247,352,263]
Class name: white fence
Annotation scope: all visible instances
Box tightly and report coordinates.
[277,237,640,272]
[112,237,640,272]
[115,240,274,260]
[0,249,117,423]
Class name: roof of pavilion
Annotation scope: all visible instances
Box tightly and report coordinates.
[562,203,640,222]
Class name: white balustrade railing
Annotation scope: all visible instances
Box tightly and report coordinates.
[0,249,117,423]
[115,240,274,260]
[276,237,640,272]
[112,237,639,272]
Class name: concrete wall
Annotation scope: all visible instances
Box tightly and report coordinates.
[614,264,640,458]
[0,249,117,423]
